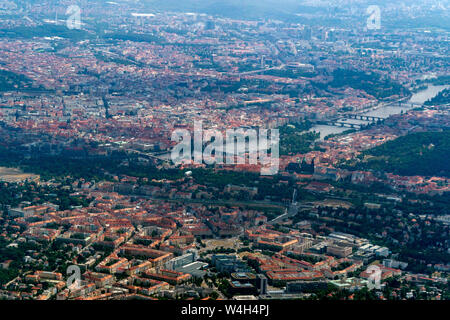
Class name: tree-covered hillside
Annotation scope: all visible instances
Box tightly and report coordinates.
[425,88,450,106]
[346,130,450,178]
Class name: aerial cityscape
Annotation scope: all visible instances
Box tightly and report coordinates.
[0,0,448,306]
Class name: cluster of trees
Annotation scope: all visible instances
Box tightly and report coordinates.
[93,53,142,67]
[0,24,89,41]
[0,70,27,91]
[191,168,260,189]
[0,140,297,204]
[322,68,410,99]
[324,129,356,140]
[205,247,236,254]
[278,122,318,156]
[425,88,450,106]
[0,238,41,285]
[106,32,163,44]
[0,146,184,182]
[279,131,319,155]
[262,68,317,79]
[349,130,450,178]
[305,286,379,300]
[286,252,322,264]
[0,182,90,212]
[331,261,353,272]
[0,23,166,45]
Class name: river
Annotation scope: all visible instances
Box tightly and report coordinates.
[156,85,449,158]
[310,85,450,139]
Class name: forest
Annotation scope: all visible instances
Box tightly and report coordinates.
[346,130,450,178]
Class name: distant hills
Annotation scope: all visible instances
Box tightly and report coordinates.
[138,0,450,28]
[141,0,322,20]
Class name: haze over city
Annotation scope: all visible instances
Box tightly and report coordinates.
[0,0,448,309]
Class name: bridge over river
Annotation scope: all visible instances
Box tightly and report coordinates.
[317,100,424,130]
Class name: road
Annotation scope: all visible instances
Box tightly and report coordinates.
[232,64,286,76]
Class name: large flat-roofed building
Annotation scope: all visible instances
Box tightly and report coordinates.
[257,274,268,295]
[254,238,298,251]
[286,280,328,293]
[56,231,96,246]
[144,269,191,285]
[83,272,115,288]
[231,272,257,283]
[326,244,352,258]
[175,261,208,278]
[211,254,251,274]
[375,247,390,257]
[96,254,129,274]
[129,276,170,296]
[230,272,268,295]
[229,281,257,296]
[266,270,324,286]
[119,244,173,267]
[165,252,197,270]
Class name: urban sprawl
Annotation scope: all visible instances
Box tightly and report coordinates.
[0,0,448,301]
